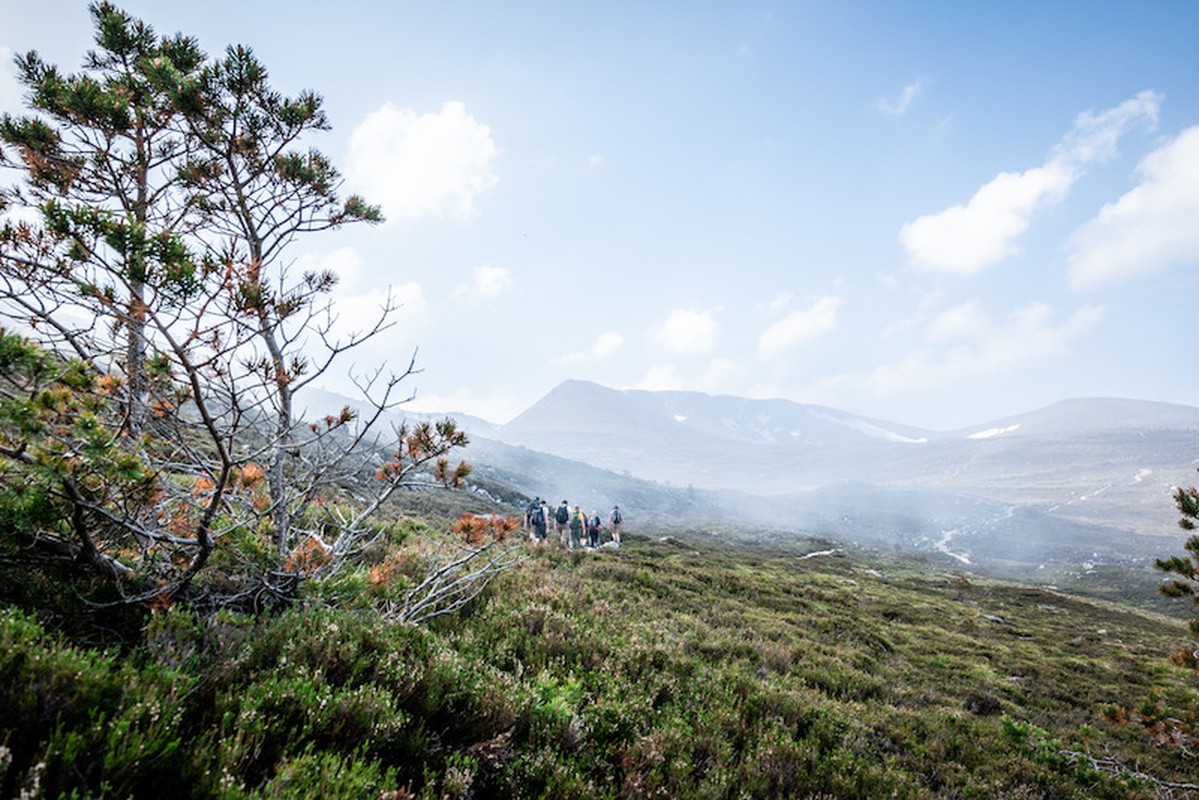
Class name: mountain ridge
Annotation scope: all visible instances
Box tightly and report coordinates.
[517,379,1199,436]
[301,379,1199,582]
[486,381,1198,517]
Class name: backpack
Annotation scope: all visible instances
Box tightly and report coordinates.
[531,507,545,526]
[589,514,601,529]
[611,509,622,525]
[555,505,570,524]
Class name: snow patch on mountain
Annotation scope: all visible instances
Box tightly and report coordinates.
[968,423,1021,440]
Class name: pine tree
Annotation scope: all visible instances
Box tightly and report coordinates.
[0,4,478,606]
[1156,483,1199,672]
[0,2,204,441]
[0,3,219,594]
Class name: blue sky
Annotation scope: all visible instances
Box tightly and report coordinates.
[2,1,1197,429]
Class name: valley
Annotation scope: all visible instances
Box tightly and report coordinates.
[324,380,1199,609]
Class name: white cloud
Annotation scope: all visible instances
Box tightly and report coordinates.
[586,154,605,172]
[925,300,989,343]
[900,161,1074,273]
[558,331,624,364]
[809,302,1105,402]
[635,357,736,393]
[897,302,1105,387]
[636,364,684,392]
[874,79,923,116]
[453,264,513,302]
[327,281,426,343]
[935,114,955,140]
[805,304,1103,417]
[755,291,792,315]
[291,248,427,343]
[745,383,783,401]
[305,279,427,398]
[1054,90,1162,164]
[346,101,498,222]
[899,91,1161,274]
[299,245,426,349]
[291,248,429,363]
[757,295,839,357]
[1066,125,1199,291]
[654,308,719,355]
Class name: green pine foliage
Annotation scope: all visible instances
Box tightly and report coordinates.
[1122,482,1199,753]
[0,3,417,606]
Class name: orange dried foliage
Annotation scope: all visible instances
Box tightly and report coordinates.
[283,536,332,574]
[368,556,404,587]
[150,398,175,417]
[453,515,488,546]
[191,476,216,497]
[452,513,519,545]
[240,462,265,487]
[375,457,403,481]
[96,374,120,395]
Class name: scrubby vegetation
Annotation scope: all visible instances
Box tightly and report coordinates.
[3,528,1199,798]
[3,5,1199,798]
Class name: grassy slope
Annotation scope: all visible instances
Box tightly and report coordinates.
[460,534,1198,797]
[2,524,1198,798]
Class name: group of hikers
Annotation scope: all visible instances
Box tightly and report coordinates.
[524,497,624,550]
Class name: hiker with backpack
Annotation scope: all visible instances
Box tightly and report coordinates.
[525,496,541,531]
[529,501,547,544]
[609,505,623,545]
[587,510,602,548]
[554,500,570,545]
[568,505,586,550]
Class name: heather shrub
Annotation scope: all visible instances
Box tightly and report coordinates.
[234,748,401,799]
[3,533,1198,798]
[0,608,198,798]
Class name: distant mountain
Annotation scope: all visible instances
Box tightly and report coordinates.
[296,385,500,435]
[295,383,725,525]
[293,379,1199,581]
[493,380,939,494]
[487,381,1199,540]
[502,379,936,448]
[953,397,1199,439]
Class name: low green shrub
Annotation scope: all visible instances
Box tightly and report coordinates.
[0,608,198,798]
[1,532,1196,798]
